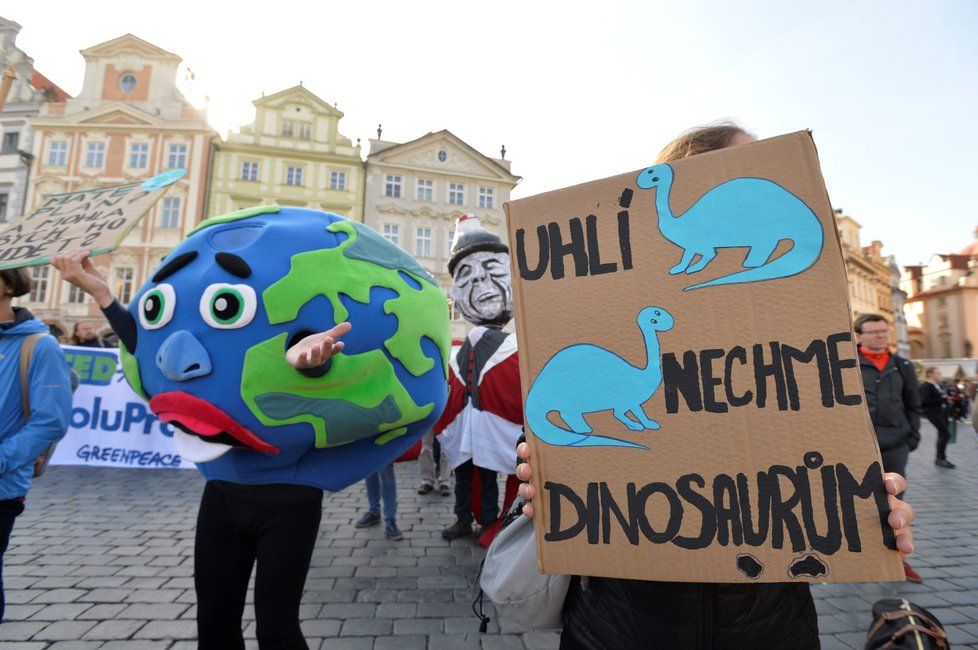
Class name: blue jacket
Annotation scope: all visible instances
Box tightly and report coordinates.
[0,308,73,499]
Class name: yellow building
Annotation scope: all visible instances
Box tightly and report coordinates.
[208,85,363,221]
[836,211,897,338]
[20,34,216,337]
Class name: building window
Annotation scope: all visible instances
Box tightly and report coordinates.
[241,161,259,181]
[286,166,304,186]
[167,144,188,169]
[29,267,49,303]
[329,171,347,190]
[2,132,18,154]
[128,142,149,169]
[384,175,402,198]
[47,141,68,166]
[415,227,432,258]
[446,228,455,257]
[450,303,461,321]
[115,268,135,305]
[281,121,293,137]
[449,182,464,206]
[85,142,106,168]
[0,193,7,221]
[119,74,137,93]
[159,197,182,228]
[438,149,448,163]
[298,123,311,140]
[479,187,494,208]
[382,224,399,246]
[66,283,87,305]
[417,178,433,202]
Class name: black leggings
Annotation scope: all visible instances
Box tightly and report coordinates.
[925,413,952,460]
[195,481,322,649]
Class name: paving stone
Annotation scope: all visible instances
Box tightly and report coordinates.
[82,618,147,640]
[32,620,98,641]
[339,616,393,636]
[0,622,48,641]
[300,619,342,637]
[374,634,427,650]
[134,619,197,639]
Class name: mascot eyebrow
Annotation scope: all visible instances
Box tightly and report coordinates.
[152,251,198,282]
[150,250,252,283]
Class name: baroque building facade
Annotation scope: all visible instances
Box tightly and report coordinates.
[207,85,363,221]
[835,211,896,343]
[363,130,520,340]
[17,34,216,336]
[0,17,69,224]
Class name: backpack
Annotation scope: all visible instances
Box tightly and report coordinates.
[866,599,949,649]
[19,333,78,479]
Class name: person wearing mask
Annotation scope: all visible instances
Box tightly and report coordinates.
[513,124,919,649]
[919,367,954,469]
[0,267,73,622]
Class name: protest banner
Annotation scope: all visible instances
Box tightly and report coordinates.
[504,131,904,582]
[0,169,186,270]
[50,345,191,470]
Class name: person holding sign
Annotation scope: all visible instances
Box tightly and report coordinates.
[0,267,73,622]
[512,124,919,650]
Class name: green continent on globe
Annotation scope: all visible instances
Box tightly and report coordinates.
[241,333,434,448]
[261,220,451,378]
[118,342,148,400]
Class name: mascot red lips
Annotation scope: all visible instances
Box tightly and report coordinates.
[150,391,279,460]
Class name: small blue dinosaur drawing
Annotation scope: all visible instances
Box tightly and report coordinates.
[525,306,673,449]
[636,164,824,291]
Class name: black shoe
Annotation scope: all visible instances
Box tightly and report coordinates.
[442,517,473,540]
[935,459,956,469]
[438,484,451,497]
[417,483,434,495]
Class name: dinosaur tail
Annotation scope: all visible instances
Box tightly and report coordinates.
[684,220,824,291]
[525,391,647,449]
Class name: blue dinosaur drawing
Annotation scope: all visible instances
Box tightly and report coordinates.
[525,306,673,449]
[636,164,824,291]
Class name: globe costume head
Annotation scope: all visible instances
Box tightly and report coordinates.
[448,215,513,328]
[119,206,451,491]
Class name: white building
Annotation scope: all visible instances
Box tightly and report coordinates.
[364,129,520,340]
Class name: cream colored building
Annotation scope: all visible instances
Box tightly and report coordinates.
[902,230,978,359]
[836,212,896,340]
[364,130,520,340]
[18,34,216,337]
[208,85,363,221]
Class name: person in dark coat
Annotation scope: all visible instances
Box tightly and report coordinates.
[510,125,920,650]
[919,367,954,469]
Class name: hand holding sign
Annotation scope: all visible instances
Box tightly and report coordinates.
[51,250,114,308]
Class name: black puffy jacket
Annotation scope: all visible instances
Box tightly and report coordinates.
[858,351,921,451]
[561,576,818,650]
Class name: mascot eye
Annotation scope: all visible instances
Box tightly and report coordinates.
[138,284,176,330]
[200,284,257,329]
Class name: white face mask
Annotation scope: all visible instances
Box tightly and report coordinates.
[450,251,513,327]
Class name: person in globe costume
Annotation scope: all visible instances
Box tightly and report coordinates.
[53,205,451,649]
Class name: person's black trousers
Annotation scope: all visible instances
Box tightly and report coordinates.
[453,460,499,525]
[195,481,322,649]
[924,412,952,461]
[0,499,25,624]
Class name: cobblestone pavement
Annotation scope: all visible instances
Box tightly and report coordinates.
[1,420,975,649]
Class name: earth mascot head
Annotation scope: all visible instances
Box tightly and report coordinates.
[119,206,451,491]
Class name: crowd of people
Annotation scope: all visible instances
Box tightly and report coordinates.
[0,123,952,649]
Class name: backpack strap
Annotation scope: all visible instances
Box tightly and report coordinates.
[18,333,44,425]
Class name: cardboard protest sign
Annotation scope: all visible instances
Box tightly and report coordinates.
[505,131,904,583]
[0,169,186,270]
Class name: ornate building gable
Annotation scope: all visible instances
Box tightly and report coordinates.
[367,130,519,185]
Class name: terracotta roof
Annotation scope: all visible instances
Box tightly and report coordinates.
[30,71,69,102]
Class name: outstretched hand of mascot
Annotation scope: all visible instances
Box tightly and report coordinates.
[60,206,451,491]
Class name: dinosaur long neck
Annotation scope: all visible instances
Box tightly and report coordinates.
[654,180,678,236]
[641,325,662,374]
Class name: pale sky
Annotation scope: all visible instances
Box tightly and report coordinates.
[7,0,976,266]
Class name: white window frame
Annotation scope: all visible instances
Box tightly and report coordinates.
[298,122,312,140]
[47,141,68,167]
[449,182,465,206]
[128,142,149,169]
[417,178,433,202]
[479,186,494,209]
[281,120,294,137]
[384,175,402,198]
[66,282,87,305]
[159,197,182,228]
[28,267,49,303]
[446,229,455,257]
[241,160,259,181]
[167,144,188,169]
[329,171,347,191]
[415,227,432,258]
[286,165,304,186]
[115,268,135,305]
[85,141,106,169]
[382,223,400,246]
